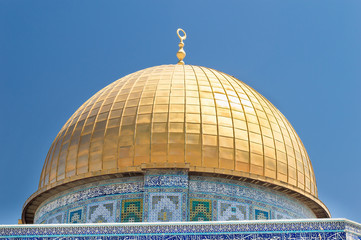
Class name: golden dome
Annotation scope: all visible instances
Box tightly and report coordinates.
[23,64,329,223]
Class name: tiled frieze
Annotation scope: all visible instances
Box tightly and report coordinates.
[144,169,188,188]
[35,176,144,223]
[346,222,361,240]
[35,173,316,224]
[34,177,144,224]
[1,219,359,239]
[189,176,315,219]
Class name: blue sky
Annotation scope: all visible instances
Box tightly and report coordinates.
[0,1,360,224]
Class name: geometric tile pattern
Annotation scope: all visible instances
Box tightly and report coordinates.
[87,201,115,223]
[35,176,143,222]
[217,200,248,221]
[35,174,317,224]
[275,211,291,220]
[121,199,143,222]
[68,207,84,223]
[190,199,212,221]
[189,175,315,219]
[2,219,359,239]
[255,208,270,220]
[148,193,181,222]
[46,212,63,224]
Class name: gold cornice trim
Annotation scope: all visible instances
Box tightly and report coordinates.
[140,162,190,170]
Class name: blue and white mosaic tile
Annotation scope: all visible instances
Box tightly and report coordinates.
[144,169,188,188]
[189,175,315,219]
[35,172,316,223]
[143,169,188,222]
[35,176,144,223]
[46,212,63,224]
[217,200,248,221]
[87,200,116,223]
[148,193,182,222]
[1,219,360,239]
[68,206,84,223]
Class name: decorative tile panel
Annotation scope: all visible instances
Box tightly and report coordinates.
[68,207,84,223]
[46,212,63,224]
[255,208,270,220]
[148,193,181,222]
[190,199,212,221]
[1,219,358,239]
[87,201,116,223]
[35,176,143,223]
[275,211,291,219]
[189,175,315,219]
[217,200,248,221]
[35,174,318,224]
[121,199,143,222]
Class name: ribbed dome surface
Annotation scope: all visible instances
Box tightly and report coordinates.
[38,64,317,197]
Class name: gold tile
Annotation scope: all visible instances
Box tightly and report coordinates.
[151,144,167,156]
[217,116,233,127]
[236,150,249,163]
[186,113,201,123]
[169,112,184,122]
[202,106,216,115]
[169,122,184,133]
[219,136,234,148]
[203,146,218,168]
[251,153,263,167]
[235,139,249,152]
[219,147,234,160]
[250,164,263,175]
[154,104,169,113]
[186,123,201,134]
[170,104,185,112]
[186,104,200,113]
[202,114,217,124]
[265,157,276,171]
[264,146,275,159]
[203,134,218,146]
[186,134,201,144]
[219,126,233,137]
[219,158,234,170]
[169,132,184,144]
[137,114,151,124]
[250,142,263,155]
[235,161,249,172]
[202,124,217,135]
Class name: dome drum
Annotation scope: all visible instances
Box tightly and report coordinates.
[33,170,317,224]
